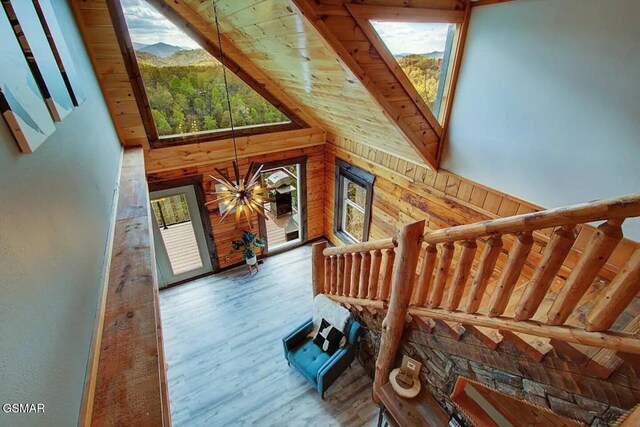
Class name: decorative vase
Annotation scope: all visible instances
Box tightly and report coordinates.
[246,254,257,266]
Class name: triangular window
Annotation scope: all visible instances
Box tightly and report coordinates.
[119,0,294,141]
[370,21,456,121]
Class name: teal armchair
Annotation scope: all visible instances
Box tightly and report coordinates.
[283,318,362,399]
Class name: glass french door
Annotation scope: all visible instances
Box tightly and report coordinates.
[150,185,213,288]
[258,162,305,254]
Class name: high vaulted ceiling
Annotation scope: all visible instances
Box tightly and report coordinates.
[178,0,465,168]
[73,0,471,170]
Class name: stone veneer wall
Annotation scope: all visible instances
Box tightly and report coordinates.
[352,309,636,426]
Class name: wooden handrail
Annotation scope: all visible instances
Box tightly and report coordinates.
[322,237,397,256]
[423,193,640,244]
[315,193,640,399]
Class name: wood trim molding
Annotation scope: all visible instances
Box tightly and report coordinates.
[439,1,471,162]
[291,0,440,170]
[106,0,158,142]
[345,4,465,23]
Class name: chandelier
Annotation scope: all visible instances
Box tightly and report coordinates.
[204,3,272,228]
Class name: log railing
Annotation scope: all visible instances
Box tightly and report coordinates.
[311,193,640,399]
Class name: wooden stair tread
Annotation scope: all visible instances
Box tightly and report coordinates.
[436,320,465,341]
[582,314,640,379]
[469,326,503,350]
[499,330,553,362]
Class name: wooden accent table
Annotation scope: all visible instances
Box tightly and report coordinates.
[378,382,449,427]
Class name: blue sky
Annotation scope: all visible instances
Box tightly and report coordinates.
[370,21,451,55]
[121,0,450,55]
[121,0,200,49]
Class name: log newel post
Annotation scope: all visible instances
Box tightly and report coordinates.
[312,241,327,297]
[373,221,425,403]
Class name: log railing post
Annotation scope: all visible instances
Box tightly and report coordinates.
[324,256,331,294]
[336,254,344,296]
[379,249,395,300]
[350,252,362,297]
[359,252,372,298]
[312,241,327,297]
[515,226,576,320]
[488,232,534,317]
[464,235,503,313]
[330,256,337,294]
[427,242,455,308]
[415,245,437,306]
[444,239,477,311]
[343,253,353,297]
[368,250,382,299]
[547,219,623,325]
[373,220,425,403]
[587,248,640,332]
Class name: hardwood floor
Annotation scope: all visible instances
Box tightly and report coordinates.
[159,243,379,426]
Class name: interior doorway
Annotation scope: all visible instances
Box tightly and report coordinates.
[150,184,214,288]
[258,157,307,254]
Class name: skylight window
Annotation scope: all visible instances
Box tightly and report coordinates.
[119,0,291,140]
[370,21,456,121]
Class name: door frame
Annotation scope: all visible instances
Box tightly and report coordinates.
[148,176,219,277]
[257,156,308,255]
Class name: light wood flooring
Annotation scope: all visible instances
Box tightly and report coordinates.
[159,243,379,426]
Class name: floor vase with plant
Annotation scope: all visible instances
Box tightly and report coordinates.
[232,231,266,271]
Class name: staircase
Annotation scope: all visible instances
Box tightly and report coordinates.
[311,193,640,400]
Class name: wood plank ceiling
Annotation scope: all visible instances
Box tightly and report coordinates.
[74,0,468,169]
[178,0,461,169]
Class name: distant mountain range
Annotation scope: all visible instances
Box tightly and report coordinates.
[394,51,444,60]
[134,42,187,57]
[134,42,217,67]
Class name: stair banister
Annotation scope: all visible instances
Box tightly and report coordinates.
[422,193,640,245]
[373,220,425,403]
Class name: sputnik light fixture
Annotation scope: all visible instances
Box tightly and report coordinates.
[204,3,273,228]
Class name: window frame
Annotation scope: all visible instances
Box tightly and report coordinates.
[109,0,307,148]
[334,159,375,244]
[345,4,468,133]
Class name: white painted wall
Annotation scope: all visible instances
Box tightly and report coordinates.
[0,1,121,425]
[444,0,640,239]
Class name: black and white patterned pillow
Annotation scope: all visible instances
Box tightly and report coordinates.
[313,318,345,355]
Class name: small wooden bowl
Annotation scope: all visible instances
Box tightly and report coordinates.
[389,368,421,398]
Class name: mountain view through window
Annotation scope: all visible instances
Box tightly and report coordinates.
[371,21,455,119]
[120,0,289,137]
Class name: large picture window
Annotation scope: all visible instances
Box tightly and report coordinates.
[112,0,303,146]
[370,20,456,122]
[334,160,374,244]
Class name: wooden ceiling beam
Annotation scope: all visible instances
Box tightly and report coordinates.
[292,0,440,170]
[345,4,465,23]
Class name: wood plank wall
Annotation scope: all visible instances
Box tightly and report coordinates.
[324,134,639,281]
[144,127,324,173]
[147,145,325,269]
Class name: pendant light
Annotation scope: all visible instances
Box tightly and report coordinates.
[204,3,272,228]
